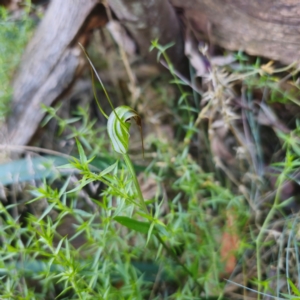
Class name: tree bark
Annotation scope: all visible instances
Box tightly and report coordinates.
[7,0,100,146]
[171,0,300,65]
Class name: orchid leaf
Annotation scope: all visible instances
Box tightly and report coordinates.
[114,216,157,235]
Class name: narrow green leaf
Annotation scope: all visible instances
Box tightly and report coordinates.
[57,163,75,169]
[38,202,56,222]
[178,92,191,105]
[78,43,110,119]
[146,222,156,245]
[75,139,86,164]
[66,177,94,194]
[114,216,157,235]
[276,197,294,208]
[90,63,108,119]
[98,161,118,177]
[169,79,189,85]
[54,237,66,255]
[58,176,71,197]
[287,278,300,296]
[281,293,300,299]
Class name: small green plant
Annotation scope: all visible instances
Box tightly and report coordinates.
[79,44,204,290]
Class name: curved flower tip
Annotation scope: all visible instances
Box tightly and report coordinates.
[107,106,143,155]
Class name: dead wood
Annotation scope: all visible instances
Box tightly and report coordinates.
[6,0,102,146]
[171,0,300,65]
[108,0,187,71]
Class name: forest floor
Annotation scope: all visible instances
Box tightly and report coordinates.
[1,2,300,300]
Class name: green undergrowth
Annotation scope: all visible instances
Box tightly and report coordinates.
[1,40,300,300]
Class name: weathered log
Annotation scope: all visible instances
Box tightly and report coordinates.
[7,0,101,146]
[171,0,300,65]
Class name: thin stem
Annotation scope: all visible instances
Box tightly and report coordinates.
[123,153,148,213]
[255,155,288,298]
[123,153,204,292]
[79,43,127,129]
[154,233,203,290]
[90,65,108,119]
[161,52,192,121]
